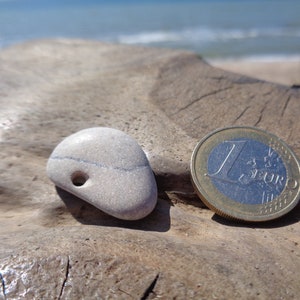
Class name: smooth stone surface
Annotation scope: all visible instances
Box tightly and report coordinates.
[47,127,157,220]
[1,40,299,299]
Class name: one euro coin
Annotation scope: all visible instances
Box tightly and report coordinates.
[191,126,300,222]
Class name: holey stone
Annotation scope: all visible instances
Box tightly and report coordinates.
[47,127,157,220]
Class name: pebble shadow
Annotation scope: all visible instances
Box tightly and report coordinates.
[56,187,171,232]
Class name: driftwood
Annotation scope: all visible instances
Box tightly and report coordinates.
[0,40,299,299]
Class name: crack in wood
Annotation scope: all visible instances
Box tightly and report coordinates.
[262,90,272,97]
[118,288,134,298]
[254,99,271,126]
[233,106,250,124]
[58,256,70,300]
[281,94,292,117]
[0,273,6,300]
[141,274,159,300]
[172,86,232,115]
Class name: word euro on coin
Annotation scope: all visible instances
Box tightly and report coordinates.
[191,127,300,222]
[47,127,157,220]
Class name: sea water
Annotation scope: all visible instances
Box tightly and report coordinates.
[0,0,299,60]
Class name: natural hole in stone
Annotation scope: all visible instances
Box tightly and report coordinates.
[71,171,89,187]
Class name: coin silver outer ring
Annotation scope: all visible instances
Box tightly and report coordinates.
[190,126,300,222]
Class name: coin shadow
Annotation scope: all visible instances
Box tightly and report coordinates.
[55,187,171,232]
[212,201,300,228]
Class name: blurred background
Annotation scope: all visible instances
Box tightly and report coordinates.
[0,0,299,62]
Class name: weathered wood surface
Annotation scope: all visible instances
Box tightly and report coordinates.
[0,40,299,299]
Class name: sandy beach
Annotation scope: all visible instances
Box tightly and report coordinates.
[208,58,300,87]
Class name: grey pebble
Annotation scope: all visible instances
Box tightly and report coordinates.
[47,127,157,220]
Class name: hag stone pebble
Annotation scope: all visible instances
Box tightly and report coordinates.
[47,127,157,220]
